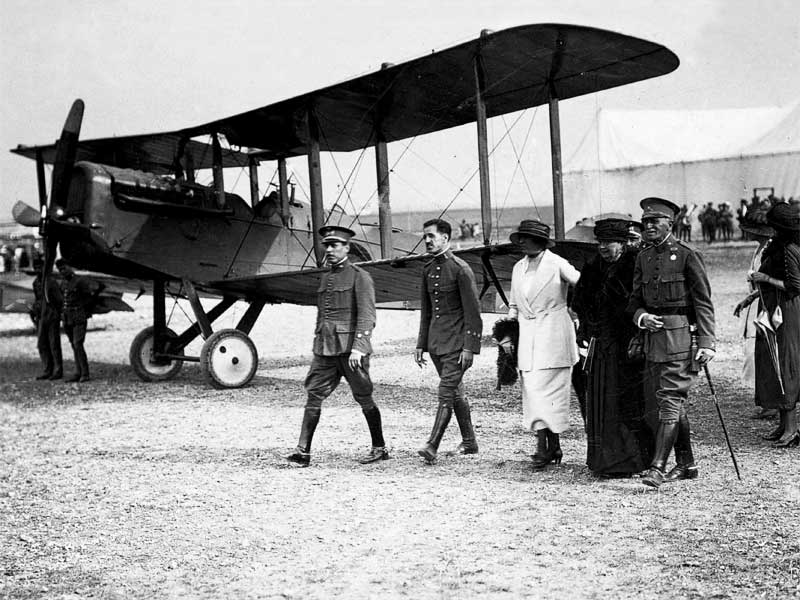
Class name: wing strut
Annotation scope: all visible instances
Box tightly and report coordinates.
[306,109,325,266]
[278,157,290,225]
[248,156,260,207]
[375,137,392,258]
[376,61,395,259]
[548,33,567,240]
[474,30,492,245]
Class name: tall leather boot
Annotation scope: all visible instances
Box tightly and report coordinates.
[531,429,550,469]
[641,422,679,488]
[51,323,63,379]
[546,429,563,465]
[664,411,698,482]
[286,407,321,466]
[359,405,389,464]
[417,405,452,464]
[76,345,90,382]
[451,399,478,455]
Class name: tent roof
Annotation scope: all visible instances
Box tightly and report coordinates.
[566,101,800,172]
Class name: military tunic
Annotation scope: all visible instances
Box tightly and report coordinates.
[305,259,377,408]
[417,250,482,407]
[627,234,715,422]
[60,273,96,379]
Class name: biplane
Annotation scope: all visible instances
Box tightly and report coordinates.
[10,24,678,388]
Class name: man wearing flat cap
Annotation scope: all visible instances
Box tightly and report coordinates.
[627,197,716,488]
[572,218,654,477]
[507,219,580,469]
[415,218,482,464]
[286,225,388,466]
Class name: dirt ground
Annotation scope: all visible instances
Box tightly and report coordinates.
[1,242,799,599]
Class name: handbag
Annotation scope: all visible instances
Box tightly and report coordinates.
[626,331,645,361]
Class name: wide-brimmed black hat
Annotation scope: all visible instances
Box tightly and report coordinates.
[593,218,630,242]
[510,219,555,248]
[767,202,800,232]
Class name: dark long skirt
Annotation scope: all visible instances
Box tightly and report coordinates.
[756,295,800,410]
[586,341,654,476]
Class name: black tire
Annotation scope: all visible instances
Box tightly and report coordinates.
[199,328,258,389]
[129,326,183,382]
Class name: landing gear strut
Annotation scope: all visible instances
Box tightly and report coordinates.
[128,279,265,388]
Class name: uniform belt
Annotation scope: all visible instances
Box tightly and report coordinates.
[646,306,690,316]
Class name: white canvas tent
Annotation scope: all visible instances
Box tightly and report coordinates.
[562,102,800,227]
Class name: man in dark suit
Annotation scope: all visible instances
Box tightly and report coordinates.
[627,198,716,488]
[286,226,388,467]
[415,219,483,464]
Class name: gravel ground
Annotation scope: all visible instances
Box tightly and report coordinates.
[1,242,799,599]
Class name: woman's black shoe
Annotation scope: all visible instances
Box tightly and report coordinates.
[772,431,800,448]
[762,425,784,441]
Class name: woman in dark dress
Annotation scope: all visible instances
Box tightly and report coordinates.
[572,218,655,476]
[737,202,800,447]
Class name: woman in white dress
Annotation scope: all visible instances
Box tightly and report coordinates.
[508,220,581,468]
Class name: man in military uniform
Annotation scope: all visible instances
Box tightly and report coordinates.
[31,260,63,380]
[415,218,482,464]
[627,198,716,488]
[56,259,100,383]
[286,226,388,467]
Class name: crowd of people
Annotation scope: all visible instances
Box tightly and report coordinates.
[669,194,798,244]
[30,197,798,479]
[697,201,736,242]
[0,242,39,273]
[281,196,799,487]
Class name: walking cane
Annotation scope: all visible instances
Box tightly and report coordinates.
[702,364,742,480]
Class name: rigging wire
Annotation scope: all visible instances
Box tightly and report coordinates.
[497,107,541,224]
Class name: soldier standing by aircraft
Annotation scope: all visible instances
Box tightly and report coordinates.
[285,226,389,467]
[56,259,101,383]
[31,259,63,380]
[415,219,482,464]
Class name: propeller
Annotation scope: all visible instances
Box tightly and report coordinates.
[15,99,85,330]
[41,99,84,282]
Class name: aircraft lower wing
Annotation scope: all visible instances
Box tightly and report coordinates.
[204,240,597,311]
[0,271,136,315]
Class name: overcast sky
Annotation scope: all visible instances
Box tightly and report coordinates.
[2,0,799,222]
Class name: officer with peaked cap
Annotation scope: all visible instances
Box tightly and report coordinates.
[627,197,716,488]
[286,225,389,466]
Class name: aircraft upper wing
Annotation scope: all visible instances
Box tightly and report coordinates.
[203,240,597,308]
[197,23,679,159]
[11,24,678,169]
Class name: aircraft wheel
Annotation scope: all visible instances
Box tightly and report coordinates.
[200,328,258,389]
[129,326,183,382]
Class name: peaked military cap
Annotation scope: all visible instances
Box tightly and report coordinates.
[319,225,356,243]
[640,197,680,219]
